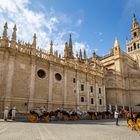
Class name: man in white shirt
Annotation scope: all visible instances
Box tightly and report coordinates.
[12,106,16,121]
[114,110,119,126]
[3,106,9,121]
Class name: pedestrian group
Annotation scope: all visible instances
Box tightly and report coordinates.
[3,106,17,121]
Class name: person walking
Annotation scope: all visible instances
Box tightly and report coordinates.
[3,106,9,121]
[11,106,16,121]
[114,110,119,126]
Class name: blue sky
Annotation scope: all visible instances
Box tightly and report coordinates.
[0,0,140,57]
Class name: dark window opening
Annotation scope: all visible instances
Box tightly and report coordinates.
[128,48,130,52]
[81,97,84,102]
[90,86,93,92]
[37,69,46,78]
[134,43,136,50]
[73,78,76,83]
[131,47,132,51]
[81,84,84,91]
[138,44,139,49]
[99,99,102,105]
[99,88,101,94]
[134,32,137,37]
[55,73,62,81]
[91,98,94,104]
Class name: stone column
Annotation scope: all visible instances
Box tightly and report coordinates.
[28,56,36,112]
[95,83,99,112]
[4,52,15,107]
[63,66,67,109]
[76,80,80,111]
[48,63,53,111]
[86,82,90,111]
[103,84,106,111]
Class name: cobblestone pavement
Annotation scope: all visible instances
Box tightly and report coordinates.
[0,119,139,140]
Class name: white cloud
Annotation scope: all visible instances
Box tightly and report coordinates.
[73,42,91,56]
[99,32,103,36]
[0,0,89,56]
[76,19,83,26]
[99,39,103,42]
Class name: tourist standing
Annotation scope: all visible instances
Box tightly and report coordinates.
[114,110,119,126]
[12,106,16,121]
[3,106,9,121]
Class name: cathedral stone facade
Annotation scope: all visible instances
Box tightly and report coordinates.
[0,23,105,113]
[1,15,140,113]
[102,15,140,112]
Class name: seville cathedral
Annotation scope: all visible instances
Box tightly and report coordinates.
[0,15,140,113]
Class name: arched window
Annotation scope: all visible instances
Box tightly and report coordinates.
[134,43,136,50]
[137,43,139,49]
[81,97,84,102]
[91,98,94,104]
[131,47,132,51]
[133,32,137,38]
[128,48,130,52]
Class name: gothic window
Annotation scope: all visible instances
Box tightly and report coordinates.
[134,43,136,50]
[37,69,46,78]
[91,98,94,104]
[73,78,76,83]
[99,88,101,94]
[90,86,93,92]
[130,46,132,51]
[99,99,102,105]
[138,43,139,49]
[128,48,130,52]
[55,73,62,81]
[134,32,137,37]
[81,97,84,102]
[81,84,84,91]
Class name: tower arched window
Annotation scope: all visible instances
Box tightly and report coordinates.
[137,43,139,49]
[130,47,132,51]
[133,32,137,38]
[134,43,136,50]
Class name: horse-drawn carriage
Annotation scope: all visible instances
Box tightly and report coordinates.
[127,112,140,133]
[87,112,97,120]
[27,107,50,122]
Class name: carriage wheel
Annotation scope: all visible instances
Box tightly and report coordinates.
[43,115,50,122]
[136,119,140,133]
[128,119,134,130]
[28,114,38,122]
[62,115,69,121]
[73,116,78,120]
[91,115,96,120]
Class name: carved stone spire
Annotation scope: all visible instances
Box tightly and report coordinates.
[131,14,139,30]
[32,33,36,48]
[76,52,79,62]
[68,33,73,58]
[79,49,82,61]
[92,51,96,61]
[1,22,9,47]
[113,37,120,55]
[64,42,68,58]
[2,22,8,39]
[50,40,53,55]
[84,48,87,60]
[12,24,17,41]
[10,24,17,48]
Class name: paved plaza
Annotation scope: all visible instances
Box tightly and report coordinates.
[0,119,139,140]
